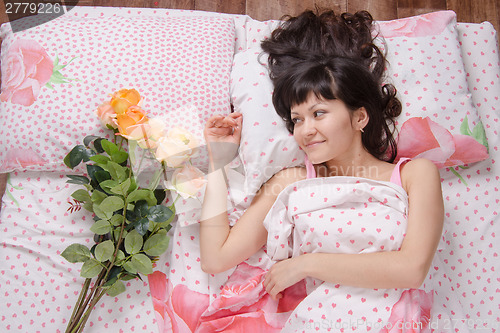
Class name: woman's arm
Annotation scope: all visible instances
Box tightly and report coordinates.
[264,158,444,298]
[199,113,306,274]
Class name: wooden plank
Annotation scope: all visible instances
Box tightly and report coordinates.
[245,0,345,22]
[397,0,447,18]
[348,0,398,21]
[447,0,499,36]
[195,0,246,14]
[92,0,195,9]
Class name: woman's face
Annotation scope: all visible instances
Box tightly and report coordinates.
[290,94,361,165]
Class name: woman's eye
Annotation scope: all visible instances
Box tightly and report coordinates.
[291,118,301,124]
[314,111,325,117]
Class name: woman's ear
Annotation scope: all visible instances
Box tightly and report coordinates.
[353,107,369,131]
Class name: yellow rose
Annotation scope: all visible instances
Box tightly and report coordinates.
[110,88,141,115]
[115,106,149,140]
[94,101,117,129]
[166,164,206,199]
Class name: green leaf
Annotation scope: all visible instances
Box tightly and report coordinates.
[127,189,156,206]
[93,138,105,153]
[66,175,90,185]
[107,161,127,182]
[90,155,111,165]
[71,189,91,203]
[460,116,472,136]
[93,203,113,220]
[64,145,87,169]
[110,178,131,196]
[472,122,489,153]
[134,200,149,218]
[106,280,126,297]
[115,250,126,265]
[144,233,170,256]
[109,214,124,227]
[130,253,153,275]
[148,205,174,223]
[101,139,119,156]
[90,220,112,235]
[61,243,91,263]
[123,260,137,274]
[94,240,114,262]
[99,179,119,190]
[95,170,112,183]
[87,164,105,183]
[91,190,108,205]
[134,217,150,236]
[84,135,100,147]
[111,151,129,164]
[100,196,125,214]
[80,258,103,278]
[124,230,143,254]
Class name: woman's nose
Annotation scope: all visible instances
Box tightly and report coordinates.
[303,119,317,136]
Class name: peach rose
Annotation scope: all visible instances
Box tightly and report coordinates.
[114,106,149,140]
[166,127,199,151]
[0,39,54,106]
[94,102,117,129]
[132,117,167,149]
[110,88,141,115]
[165,164,206,199]
[155,128,199,168]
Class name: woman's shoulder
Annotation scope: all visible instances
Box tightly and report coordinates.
[400,158,440,190]
[264,166,307,189]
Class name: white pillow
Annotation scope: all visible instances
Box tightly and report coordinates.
[230,11,485,201]
[0,13,235,173]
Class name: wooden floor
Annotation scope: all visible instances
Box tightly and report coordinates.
[0,0,499,34]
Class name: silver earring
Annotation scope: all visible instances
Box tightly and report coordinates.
[360,128,364,133]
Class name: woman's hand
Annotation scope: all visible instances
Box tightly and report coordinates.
[263,256,307,300]
[204,112,243,170]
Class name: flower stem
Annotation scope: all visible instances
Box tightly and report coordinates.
[65,278,91,333]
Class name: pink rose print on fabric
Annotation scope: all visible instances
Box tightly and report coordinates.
[378,11,454,38]
[148,271,210,333]
[197,262,307,332]
[380,289,433,333]
[0,148,47,170]
[396,117,488,169]
[0,39,77,106]
[0,39,53,106]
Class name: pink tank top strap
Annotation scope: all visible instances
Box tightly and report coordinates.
[304,155,316,179]
[390,158,411,187]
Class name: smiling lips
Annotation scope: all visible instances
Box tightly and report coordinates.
[305,140,325,148]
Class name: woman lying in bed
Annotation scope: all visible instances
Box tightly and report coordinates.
[199,9,444,331]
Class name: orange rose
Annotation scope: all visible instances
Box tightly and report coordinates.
[115,106,149,140]
[110,88,141,115]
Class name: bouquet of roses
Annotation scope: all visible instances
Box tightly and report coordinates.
[61,89,205,333]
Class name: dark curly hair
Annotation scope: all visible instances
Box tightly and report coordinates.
[261,9,402,162]
[261,9,387,85]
